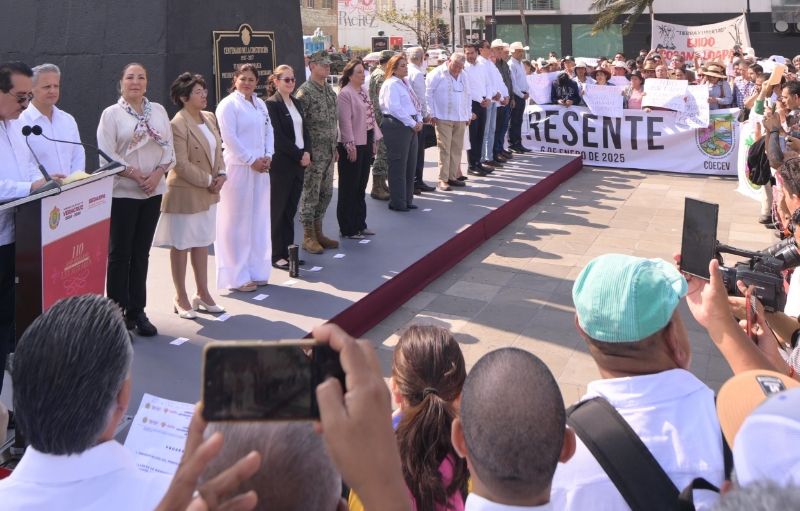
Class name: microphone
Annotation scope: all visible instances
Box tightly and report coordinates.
[21,125,61,194]
[29,124,124,173]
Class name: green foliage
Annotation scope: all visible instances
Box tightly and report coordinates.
[376,7,449,51]
[590,0,654,36]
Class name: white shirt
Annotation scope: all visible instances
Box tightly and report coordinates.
[285,100,305,149]
[19,103,85,175]
[551,369,724,511]
[215,91,275,169]
[508,57,529,97]
[198,123,218,168]
[478,55,508,104]
[0,119,40,246]
[465,493,554,511]
[407,62,428,118]
[0,440,171,511]
[426,65,472,122]
[379,76,420,128]
[96,101,174,199]
[464,59,490,103]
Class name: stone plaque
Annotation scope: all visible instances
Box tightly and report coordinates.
[212,24,276,103]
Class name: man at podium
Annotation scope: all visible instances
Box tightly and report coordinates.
[0,61,57,397]
[18,63,85,176]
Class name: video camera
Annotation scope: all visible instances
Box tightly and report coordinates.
[680,198,800,312]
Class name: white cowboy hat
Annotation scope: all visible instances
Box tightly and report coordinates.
[490,38,505,48]
[509,42,529,52]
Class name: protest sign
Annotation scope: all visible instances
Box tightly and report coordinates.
[583,84,624,118]
[642,78,688,111]
[124,393,194,475]
[524,105,739,176]
[609,76,630,87]
[676,85,710,129]
[528,71,560,105]
[652,15,751,62]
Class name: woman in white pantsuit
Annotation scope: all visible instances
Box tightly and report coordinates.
[215,64,275,292]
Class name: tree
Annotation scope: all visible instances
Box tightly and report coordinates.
[590,0,655,36]
[472,17,486,41]
[376,7,448,51]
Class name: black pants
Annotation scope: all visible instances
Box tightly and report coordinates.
[509,94,525,147]
[0,243,14,396]
[469,101,487,166]
[382,116,418,210]
[415,129,426,186]
[337,129,374,236]
[107,195,162,319]
[270,163,304,262]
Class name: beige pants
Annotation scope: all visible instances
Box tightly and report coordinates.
[436,120,466,183]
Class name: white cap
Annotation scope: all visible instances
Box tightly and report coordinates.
[575,59,587,68]
[509,41,529,52]
[490,38,505,48]
[733,387,800,487]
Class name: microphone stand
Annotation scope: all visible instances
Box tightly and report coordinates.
[22,127,61,194]
[33,126,124,174]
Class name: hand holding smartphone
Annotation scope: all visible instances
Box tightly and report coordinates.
[680,198,719,280]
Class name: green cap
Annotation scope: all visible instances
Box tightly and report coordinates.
[572,254,688,343]
[309,50,332,65]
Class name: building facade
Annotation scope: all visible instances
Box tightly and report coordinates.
[457,0,793,59]
[301,0,339,47]
[338,0,445,49]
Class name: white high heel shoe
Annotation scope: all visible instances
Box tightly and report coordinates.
[192,296,225,313]
[173,299,197,319]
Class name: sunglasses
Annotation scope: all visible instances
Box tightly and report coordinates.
[278,77,296,83]
[5,91,32,104]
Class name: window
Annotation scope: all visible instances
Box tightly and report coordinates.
[496,23,561,60]
[571,24,623,58]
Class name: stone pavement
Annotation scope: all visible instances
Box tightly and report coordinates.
[362,165,774,404]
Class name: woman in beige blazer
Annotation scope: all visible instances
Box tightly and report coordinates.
[153,73,226,318]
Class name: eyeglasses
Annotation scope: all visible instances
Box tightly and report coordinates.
[279,77,296,83]
[5,91,32,104]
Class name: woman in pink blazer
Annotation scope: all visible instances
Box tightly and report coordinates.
[336,59,383,239]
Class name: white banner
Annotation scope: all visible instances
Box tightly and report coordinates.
[41,177,112,245]
[652,15,751,62]
[584,84,624,118]
[642,78,688,111]
[524,105,739,176]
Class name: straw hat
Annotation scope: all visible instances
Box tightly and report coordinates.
[509,42,530,52]
[702,61,727,79]
[590,67,611,80]
[490,38,505,48]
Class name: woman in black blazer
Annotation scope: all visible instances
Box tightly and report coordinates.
[266,65,311,270]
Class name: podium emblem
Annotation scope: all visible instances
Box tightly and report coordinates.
[48,206,61,230]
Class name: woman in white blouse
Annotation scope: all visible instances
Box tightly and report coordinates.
[153,73,226,319]
[97,62,174,337]
[214,63,275,292]
[379,55,422,212]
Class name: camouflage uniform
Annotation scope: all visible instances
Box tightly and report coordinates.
[295,78,337,226]
[368,65,388,178]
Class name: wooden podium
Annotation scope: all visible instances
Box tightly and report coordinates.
[0,166,122,340]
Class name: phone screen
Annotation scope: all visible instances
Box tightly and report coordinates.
[680,198,719,280]
[202,341,344,421]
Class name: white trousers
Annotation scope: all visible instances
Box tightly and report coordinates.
[215,164,272,289]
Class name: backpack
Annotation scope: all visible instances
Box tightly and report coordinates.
[746,136,773,186]
[566,397,733,511]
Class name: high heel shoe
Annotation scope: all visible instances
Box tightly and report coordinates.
[173,299,197,319]
[192,295,225,313]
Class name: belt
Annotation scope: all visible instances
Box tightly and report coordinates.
[384,114,418,123]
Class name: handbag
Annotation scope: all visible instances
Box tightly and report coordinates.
[423,123,437,149]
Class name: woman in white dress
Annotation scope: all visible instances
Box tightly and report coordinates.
[215,64,275,292]
[153,73,226,318]
[97,63,174,336]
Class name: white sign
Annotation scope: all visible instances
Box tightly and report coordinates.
[41,177,112,245]
[583,84,624,118]
[524,105,739,176]
[652,15,751,62]
[609,76,630,88]
[676,85,710,129]
[528,72,560,105]
[642,78,688,111]
[125,393,193,476]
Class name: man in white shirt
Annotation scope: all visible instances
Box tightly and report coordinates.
[18,63,85,176]
[478,40,509,169]
[550,254,726,511]
[507,42,531,153]
[0,61,52,399]
[0,295,171,510]
[406,46,435,194]
[451,348,575,511]
[426,53,472,191]
[464,44,492,176]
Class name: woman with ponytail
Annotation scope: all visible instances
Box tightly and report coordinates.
[349,325,469,511]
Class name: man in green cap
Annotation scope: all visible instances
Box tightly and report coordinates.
[550,253,725,510]
[295,50,339,254]
[367,50,395,201]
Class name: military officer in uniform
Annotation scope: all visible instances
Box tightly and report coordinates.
[295,51,339,254]
[367,50,394,201]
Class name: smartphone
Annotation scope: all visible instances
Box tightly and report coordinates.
[201,340,345,422]
[680,198,719,280]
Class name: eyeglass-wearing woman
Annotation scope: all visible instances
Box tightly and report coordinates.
[153,73,226,319]
[215,63,275,292]
[97,62,174,336]
[265,65,311,271]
